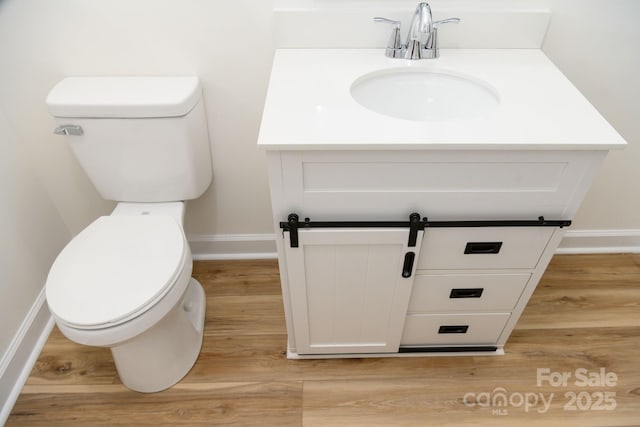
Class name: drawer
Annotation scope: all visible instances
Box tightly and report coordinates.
[417,227,554,270]
[400,313,510,346]
[407,273,530,313]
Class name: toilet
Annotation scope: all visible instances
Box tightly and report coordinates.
[44,76,212,393]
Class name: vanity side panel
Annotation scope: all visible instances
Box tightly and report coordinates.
[496,227,566,347]
[559,150,607,219]
[266,151,298,353]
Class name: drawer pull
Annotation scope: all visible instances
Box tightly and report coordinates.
[464,241,503,254]
[450,288,484,298]
[402,252,416,278]
[438,325,469,334]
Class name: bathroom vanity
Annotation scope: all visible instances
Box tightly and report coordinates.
[258,49,625,358]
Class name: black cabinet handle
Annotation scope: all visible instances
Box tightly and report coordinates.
[438,325,469,334]
[450,288,484,298]
[402,252,415,278]
[464,241,502,254]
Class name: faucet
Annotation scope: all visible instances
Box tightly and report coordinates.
[374,2,460,60]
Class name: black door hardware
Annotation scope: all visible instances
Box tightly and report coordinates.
[280,214,571,248]
[402,252,416,278]
[449,288,484,298]
[438,325,469,334]
[464,241,503,254]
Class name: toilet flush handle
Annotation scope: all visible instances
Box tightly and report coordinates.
[53,124,84,136]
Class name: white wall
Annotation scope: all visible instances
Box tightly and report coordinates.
[542,0,640,230]
[0,108,69,411]
[0,0,277,241]
[1,0,637,251]
[0,109,68,355]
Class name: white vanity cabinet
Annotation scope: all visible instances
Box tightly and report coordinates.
[266,149,606,357]
[258,49,625,358]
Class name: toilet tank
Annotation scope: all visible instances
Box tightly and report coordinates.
[46,76,212,202]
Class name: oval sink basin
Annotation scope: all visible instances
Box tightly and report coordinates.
[351,69,499,122]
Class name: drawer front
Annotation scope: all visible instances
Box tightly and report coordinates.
[408,273,530,313]
[400,313,510,346]
[417,227,554,270]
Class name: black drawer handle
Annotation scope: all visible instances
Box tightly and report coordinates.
[438,325,469,334]
[402,252,415,278]
[464,241,502,254]
[450,288,484,299]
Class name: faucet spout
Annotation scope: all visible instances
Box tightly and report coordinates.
[407,2,432,42]
[374,2,459,60]
[405,2,432,59]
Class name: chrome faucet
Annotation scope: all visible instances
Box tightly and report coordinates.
[374,2,460,60]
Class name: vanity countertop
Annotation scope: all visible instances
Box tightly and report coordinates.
[257,49,626,151]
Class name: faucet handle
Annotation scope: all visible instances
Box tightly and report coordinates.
[374,17,400,28]
[374,17,404,58]
[433,17,461,28]
[424,17,460,59]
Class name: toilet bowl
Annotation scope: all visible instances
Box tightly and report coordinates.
[46,202,206,392]
[45,76,213,392]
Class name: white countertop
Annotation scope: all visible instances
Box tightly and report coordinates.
[257,49,626,151]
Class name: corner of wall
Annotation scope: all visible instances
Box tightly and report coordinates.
[0,289,54,425]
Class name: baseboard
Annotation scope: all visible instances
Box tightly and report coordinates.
[188,230,640,260]
[188,233,277,260]
[556,229,640,254]
[0,288,54,425]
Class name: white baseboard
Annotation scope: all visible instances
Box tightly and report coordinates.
[0,288,54,425]
[188,230,640,260]
[556,229,640,254]
[188,233,277,260]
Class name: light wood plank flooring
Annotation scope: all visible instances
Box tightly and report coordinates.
[7,254,640,426]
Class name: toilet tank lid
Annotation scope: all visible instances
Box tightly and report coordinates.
[46,76,202,118]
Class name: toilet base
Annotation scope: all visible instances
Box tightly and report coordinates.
[111,278,206,393]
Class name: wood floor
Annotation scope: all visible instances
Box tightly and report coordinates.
[7,254,640,426]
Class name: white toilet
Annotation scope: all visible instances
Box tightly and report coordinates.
[44,76,212,393]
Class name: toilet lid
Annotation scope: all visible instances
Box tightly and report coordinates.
[46,215,187,329]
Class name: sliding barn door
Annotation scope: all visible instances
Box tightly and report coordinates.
[284,228,422,355]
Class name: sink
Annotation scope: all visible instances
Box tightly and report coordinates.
[350,68,499,122]
[258,49,627,149]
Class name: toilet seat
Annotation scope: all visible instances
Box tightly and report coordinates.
[46,215,187,330]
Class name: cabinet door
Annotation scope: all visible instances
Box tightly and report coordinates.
[285,228,422,354]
